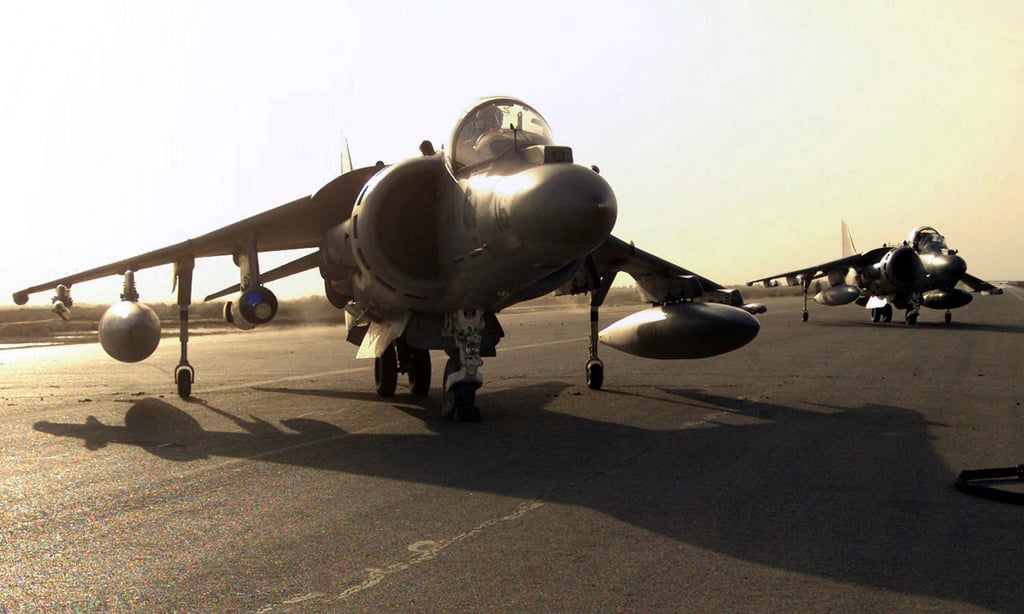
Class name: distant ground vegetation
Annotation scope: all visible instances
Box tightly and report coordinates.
[0,287,645,343]
[4,281,1015,344]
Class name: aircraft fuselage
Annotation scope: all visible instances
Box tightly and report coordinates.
[323,149,617,321]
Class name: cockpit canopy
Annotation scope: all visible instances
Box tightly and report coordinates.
[449,97,555,171]
[908,226,948,253]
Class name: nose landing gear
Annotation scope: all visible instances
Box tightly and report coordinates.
[441,310,484,422]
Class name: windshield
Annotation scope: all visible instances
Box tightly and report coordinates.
[449,98,554,171]
[909,227,948,253]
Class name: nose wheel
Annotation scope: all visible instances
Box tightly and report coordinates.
[442,357,481,422]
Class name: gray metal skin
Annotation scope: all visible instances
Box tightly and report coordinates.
[747,225,1002,326]
[12,96,762,421]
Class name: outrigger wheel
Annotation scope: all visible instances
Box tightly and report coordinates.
[175,364,194,398]
[586,358,604,390]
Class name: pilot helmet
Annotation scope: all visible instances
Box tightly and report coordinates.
[475,106,503,132]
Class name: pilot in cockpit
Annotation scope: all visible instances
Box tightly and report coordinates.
[470,106,509,155]
[912,228,946,253]
[472,106,503,137]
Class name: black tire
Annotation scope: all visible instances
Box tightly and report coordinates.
[408,348,431,396]
[442,357,480,422]
[801,311,809,322]
[871,308,880,323]
[586,359,603,390]
[906,312,918,327]
[375,345,398,397]
[177,374,192,398]
[945,311,952,324]
[882,304,893,323]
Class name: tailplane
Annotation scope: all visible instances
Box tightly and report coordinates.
[340,133,353,174]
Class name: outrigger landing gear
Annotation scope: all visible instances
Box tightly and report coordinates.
[584,260,616,390]
[173,257,196,398]
[441,310,483,422]
[586,304,604,390]
[801,277,810,322]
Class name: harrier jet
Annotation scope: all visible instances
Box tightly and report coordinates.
[747,222,1002,326]
[13,97,763,421]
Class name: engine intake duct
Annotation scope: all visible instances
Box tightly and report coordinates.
[876,246,921,290]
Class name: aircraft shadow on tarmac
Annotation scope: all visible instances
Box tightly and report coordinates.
[33,385,1020,611]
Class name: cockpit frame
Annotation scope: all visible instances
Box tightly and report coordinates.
[908,226,949,253]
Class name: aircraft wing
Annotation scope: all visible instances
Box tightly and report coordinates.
[12,166,381,304]
[559,235,749,307]
[745,247,889,289]
[959,273,1004,295]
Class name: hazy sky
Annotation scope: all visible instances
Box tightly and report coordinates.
[2,1,1021,306]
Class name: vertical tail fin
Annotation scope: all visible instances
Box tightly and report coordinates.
[841,220,857,257]
[340,133,353,174]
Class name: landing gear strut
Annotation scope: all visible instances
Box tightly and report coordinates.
[586,304,604,390]
[584,261,615,390]
[801,277,810,322]
[174,257,195,398]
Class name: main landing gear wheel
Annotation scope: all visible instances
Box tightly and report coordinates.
[442,357,480,423]
[802,311,809,322]
[905,312,918,327]
[873,305,893,323]
[407,348,431,396]
[375,345,398,397]
[586,358,604,390]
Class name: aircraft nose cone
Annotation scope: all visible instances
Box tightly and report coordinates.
[929,252,967,283]
[948,254,967,278]
[509,164,617,250]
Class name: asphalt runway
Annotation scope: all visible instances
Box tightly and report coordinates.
[2,288,1022,612]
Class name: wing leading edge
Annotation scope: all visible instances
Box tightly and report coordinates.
[559,234,758,310]
[13,165,381,305]
[745,247,889,289]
